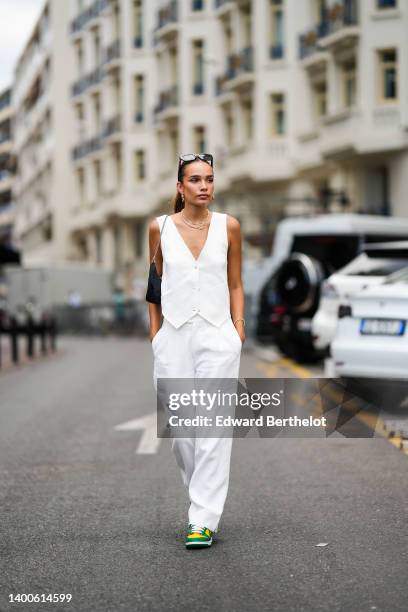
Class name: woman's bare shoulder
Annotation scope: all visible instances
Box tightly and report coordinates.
[226,213,241,234]
[148,216,162,235]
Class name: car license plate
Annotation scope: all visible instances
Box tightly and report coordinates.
[360,319,406,336]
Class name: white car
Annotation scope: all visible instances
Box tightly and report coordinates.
[311,242,408,353]
[331,266,408,381]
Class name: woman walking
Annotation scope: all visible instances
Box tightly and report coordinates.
[147,153,245,548]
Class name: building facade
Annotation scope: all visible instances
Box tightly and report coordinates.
[12,0,408,294]
[0,88,16,250]
[12,0,76,266]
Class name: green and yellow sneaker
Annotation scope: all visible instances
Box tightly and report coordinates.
[185,524,214,548]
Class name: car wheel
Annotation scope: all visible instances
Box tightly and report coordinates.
[276,252,326,315]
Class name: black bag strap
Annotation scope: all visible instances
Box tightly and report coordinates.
[151,215,168,263]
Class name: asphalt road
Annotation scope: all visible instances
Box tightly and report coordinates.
[0,335,407,612]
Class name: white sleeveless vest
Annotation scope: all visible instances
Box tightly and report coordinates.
[156,211,231,329]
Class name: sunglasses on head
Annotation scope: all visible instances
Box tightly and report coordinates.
[178,153,214,178]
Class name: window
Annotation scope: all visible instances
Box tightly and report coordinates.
[342,60,356,107]
[95,228,102,263]
[93,93,101,132]
[364,167,390,215]
[76,40,84,75]
[192,0,204,10]
[170,129,178,163]
[223,104,234,146]
[377,0,397,8]
[94,160,102,197]
[313,81,327,118]
[77,168,85,206]
[134,150,145,181]
[314,0,327,22]
[134,75,144,122]
[113,142,122,187]
[193,126,206,152]
[192,40,204,95]
[133,221,144,258]
[93,27,101,65]
[269,0,284,59]
[113,3,120,39]
[241,96,253,140]
[113,225,120,268]
[378,49,398,101]
[270,93,286,136]
[133,0,143,47]
[241,5,252,47]
[76,104,84,139]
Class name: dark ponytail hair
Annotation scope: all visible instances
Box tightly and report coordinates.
[171,161,188,213]
[173,191,185,213]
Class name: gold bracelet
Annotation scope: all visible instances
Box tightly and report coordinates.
[233,318,245,327]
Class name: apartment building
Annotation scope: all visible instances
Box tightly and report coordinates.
[12,0,76,266]
[69,0,158,293]
[0,88,16,251]
[11,0,408,294]
[67,0,408,294]
[295,0,408,218]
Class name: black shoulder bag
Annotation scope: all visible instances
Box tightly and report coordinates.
[145,215,168,304]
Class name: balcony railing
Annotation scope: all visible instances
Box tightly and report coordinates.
[104,39,121,64]
[156,0,178,31]
[325,0,358,34]
[71,66,104,97]
[0,90,11,112]
[215,76,224,96]
[226,46,254,80]
[72,136,102,161]
[299,22,329,59]
[70,0,110,35]
[72,115,121,160]
[298,0,358,59]
[215,47,254,94]
[101,114,121,139]
[154,85,178,116]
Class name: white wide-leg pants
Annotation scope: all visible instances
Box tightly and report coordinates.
[152,314,242,533]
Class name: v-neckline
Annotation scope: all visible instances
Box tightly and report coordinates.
[169,211,215,262]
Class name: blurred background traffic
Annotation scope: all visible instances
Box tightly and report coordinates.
[1,0,408,380]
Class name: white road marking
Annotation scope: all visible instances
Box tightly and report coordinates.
[114,412,160,454]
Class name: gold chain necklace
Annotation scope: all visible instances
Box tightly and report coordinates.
[181,208,209,230]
